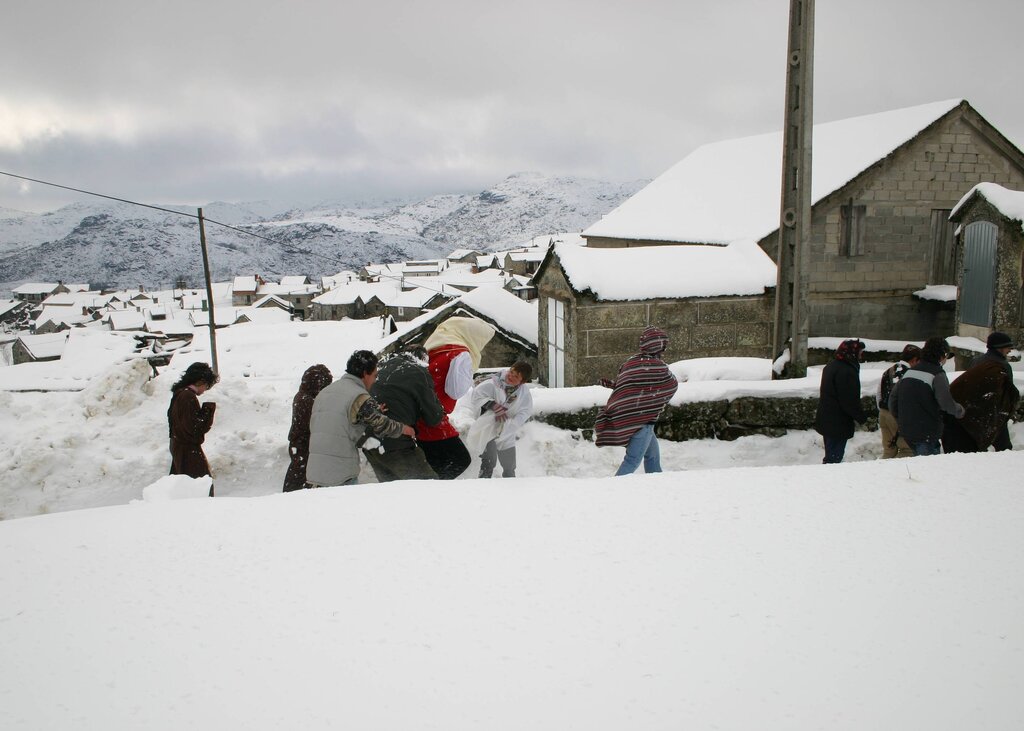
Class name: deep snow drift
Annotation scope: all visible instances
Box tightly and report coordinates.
[1,318,1023,729]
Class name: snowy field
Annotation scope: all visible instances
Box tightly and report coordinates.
[1,319,1023,729]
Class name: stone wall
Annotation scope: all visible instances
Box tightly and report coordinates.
[536,394,1024,443]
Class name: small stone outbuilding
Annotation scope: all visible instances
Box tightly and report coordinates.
[949,183,1024,344]
[532,241,776,387]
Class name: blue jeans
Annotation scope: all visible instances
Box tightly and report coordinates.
[910,439,941,456]
[615,424,662,475]
[822,436,848,464]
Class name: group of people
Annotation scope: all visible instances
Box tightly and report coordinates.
[815,332,1019,463]
[166,322,681,491]
[170,321,1010,489]
[280,317,539,489]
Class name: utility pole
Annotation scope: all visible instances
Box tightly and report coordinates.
[197,207,220,376]
[772,0,815,378]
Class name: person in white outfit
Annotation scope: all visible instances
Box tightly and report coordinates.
[468,361,534,478]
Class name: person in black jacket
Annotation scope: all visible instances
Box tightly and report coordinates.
[365,347,446,481]
[815,339,867,464]
[942,331,1018,453]
[889,337,964,456]
[282,364,333,492]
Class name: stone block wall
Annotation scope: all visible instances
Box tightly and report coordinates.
[761,107,1024,341]
[536,284,774,387]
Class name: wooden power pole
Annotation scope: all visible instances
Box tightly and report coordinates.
[197,207,220,376]
[773,0,815,378]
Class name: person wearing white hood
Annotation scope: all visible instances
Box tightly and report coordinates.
[416,317,496,479]
[467,361,534,478]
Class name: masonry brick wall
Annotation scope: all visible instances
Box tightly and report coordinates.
[761,108,1024,339]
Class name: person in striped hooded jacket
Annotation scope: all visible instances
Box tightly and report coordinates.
[594,326,679,476]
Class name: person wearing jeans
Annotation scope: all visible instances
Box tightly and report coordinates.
[594,326,678,476]
[615,423,662,475]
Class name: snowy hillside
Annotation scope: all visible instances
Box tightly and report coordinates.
[0,174,643,291]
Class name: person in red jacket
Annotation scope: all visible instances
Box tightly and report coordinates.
[416,317,495,479]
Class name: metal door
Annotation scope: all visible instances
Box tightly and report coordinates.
[961,221,997,327]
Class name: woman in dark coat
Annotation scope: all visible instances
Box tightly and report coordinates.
[814,339,867,464]
[168,362,219,494]
[283,364,333,491]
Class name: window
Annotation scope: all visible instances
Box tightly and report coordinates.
[546,297,565,387]
[928,209,956,284]
[840,203,866,256]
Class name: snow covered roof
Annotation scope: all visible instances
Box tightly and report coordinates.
[505,250,547,262]
[251,294,292,310]
[457,286,538,344]
[232,276,258,293]
[34,306,91,328]
[446,248,482,260]
[951,182,1024,233]
[13,282,61,295]
[549,240,777,301]
[312,281,400,306]
[0,299,25,317]
[16,332,69,359]
[389,287,441,309]
[584,99,964,244]
[107,310,146,331]
[279,275,309,286]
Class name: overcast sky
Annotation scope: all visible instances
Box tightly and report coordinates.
[1,0,1021,212]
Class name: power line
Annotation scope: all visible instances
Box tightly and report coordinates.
[0,169,305,249]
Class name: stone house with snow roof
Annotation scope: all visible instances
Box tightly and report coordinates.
[533,241,777,387]
[12,332,69,364]
[12,282,68,304]
[584,99,1024,342]
[949,183,1024,344]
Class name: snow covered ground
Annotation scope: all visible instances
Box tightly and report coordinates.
[1,319,1023,729]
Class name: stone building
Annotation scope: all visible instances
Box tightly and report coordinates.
[949,183,1024,344]
[583,99,1024,341]
[533,241,776,387]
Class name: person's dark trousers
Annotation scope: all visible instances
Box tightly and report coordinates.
[992,422,1013,452]
[940,414,981,454]
[480,440,516,478]
[822,436,847,464]
[910,439,942,456]
[419,437,472,480]
[364,445,437,482]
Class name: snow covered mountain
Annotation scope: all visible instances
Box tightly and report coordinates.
[0,173,643,291]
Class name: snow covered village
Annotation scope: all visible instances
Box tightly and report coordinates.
[3,2,1024,729]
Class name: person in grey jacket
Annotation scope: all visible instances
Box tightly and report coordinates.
[306,351,414,487]
[889,337,965,456]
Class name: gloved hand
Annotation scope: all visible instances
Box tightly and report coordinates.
[492,402,509,422]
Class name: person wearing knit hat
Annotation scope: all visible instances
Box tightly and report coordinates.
[943,332,1019,453]
[595,326,678,475]
[814,339,867,464]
